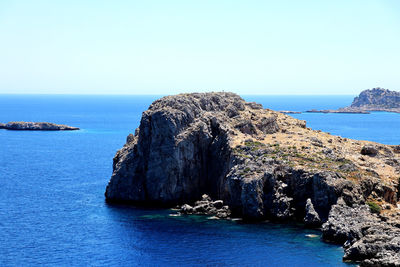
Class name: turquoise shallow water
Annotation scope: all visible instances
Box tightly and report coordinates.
[1,94,397,266]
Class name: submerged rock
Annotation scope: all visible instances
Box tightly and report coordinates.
[105,92,400,266]
[0,121,79,131]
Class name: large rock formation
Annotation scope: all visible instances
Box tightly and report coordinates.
[307,87,400,114]
[105,92,400,266]
[351,87,400,109]
[0,121,79,131]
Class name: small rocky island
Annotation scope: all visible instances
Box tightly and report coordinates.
[0,122,79,131]
[105,92,400,266]
[307,87,400,114]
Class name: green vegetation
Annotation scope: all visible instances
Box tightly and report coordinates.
[236,141,362,181]
[367,201,381,214]
[233,147,250,158]
[244,140,266,151]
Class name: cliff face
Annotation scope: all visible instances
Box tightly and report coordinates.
[351,88,400,109]
[106,93,242,206]
[105,92,400,266]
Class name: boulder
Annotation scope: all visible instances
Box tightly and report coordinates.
[361,145,378,156]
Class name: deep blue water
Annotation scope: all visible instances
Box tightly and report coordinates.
[1,94,398,267]
[245,95,400,145]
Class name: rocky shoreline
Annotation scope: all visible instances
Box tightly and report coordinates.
[105,92,400,266]
[0,122,79,131]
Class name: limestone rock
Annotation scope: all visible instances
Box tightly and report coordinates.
[105,92,400,266]
[343,228,400,266]
[178,195,231,218]
[304,198,321,227]
[256,116,279,134]
[351,87,400,109]
[322,198,380,244]
[180,204,193,213]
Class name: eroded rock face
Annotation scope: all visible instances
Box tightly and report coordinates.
[322,199,400,266]
[105,93,242,206]
[105,92,400,266]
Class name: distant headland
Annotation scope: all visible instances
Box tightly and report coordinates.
[306,87,400,114]
[0,122,79,131]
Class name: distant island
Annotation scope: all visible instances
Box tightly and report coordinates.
[0,122,79,131]
[277,110,302,114]
[306,87,400,114]
[105,92,400,266]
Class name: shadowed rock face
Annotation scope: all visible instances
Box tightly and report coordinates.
[105,93,244,206]
[105,93,337,219]
[0,121,79,131]
[105,92,400,266]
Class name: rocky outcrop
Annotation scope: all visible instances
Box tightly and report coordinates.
[105,92,243,206]
[178,194,231,219]
[105,92,400,266]
[351,87,400,109]
[304,198,322,227]
[0,121,79,131]
[322,198,400,266]
[307,88,400,114]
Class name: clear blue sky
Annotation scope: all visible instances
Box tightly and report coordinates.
[0,0,399,95]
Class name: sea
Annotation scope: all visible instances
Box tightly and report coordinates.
[1,94,399,267]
